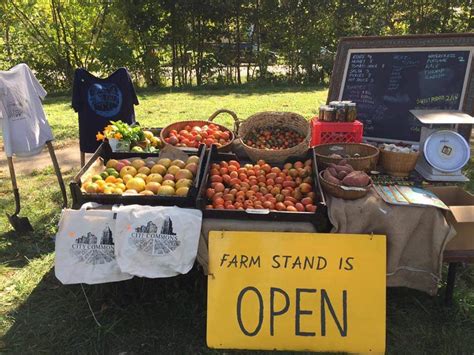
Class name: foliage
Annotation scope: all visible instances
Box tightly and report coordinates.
[0,0,472,92]
[96,120,144,143]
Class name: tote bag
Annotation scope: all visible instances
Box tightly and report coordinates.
[113,205,202,278]
[55,204,133,284]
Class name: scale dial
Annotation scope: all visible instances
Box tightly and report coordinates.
[423,130,470,173]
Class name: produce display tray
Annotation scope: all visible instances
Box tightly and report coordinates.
[196,145,329,229]
[70,144,207,209]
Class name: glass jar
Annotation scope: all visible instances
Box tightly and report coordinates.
[318,105,328,121]
[324,107,336,122]
[346,102,357,122]
[335,104,346,122]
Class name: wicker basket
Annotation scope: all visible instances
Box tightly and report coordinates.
[380,149,420,177]
[160,109,239,152]
[238,111,311,164]
[319,171,372,200]
[313,143,379,172]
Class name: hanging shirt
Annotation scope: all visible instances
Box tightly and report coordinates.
[0,63,54,157]
[72,68,139,153]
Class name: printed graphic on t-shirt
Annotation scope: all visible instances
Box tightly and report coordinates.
[70,225,116,264]
[4,86,29,122]
[87,83,122,118]
[129,217,180,256]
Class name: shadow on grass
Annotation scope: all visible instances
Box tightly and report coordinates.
[2,267,209,353]
[0,172,69,270]
[2,262,473,354]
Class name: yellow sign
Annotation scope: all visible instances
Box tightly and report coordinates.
[207,231,386,353]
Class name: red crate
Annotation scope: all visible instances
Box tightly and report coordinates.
[310,118,363,146]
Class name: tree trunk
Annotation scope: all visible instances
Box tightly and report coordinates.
[172,39,176,87]
[235,1,242,84]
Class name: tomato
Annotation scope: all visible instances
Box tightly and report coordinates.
[214,197,224,206]
[305,204,317,212]
[206,188,215,199]
[210,175,223,183]
[214,183,225,192]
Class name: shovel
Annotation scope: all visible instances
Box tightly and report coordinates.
[46,141,68,208]
[6,157,33,233]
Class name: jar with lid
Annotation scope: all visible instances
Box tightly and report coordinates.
[324,107,335,122]
[346,102,357,122]
[318,105,328,121]
[335,103,346,122]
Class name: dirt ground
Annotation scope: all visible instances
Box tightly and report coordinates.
[0,140,87,177]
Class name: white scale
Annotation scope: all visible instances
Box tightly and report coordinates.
[410,110,473,182]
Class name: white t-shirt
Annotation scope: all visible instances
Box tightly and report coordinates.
[0,63,54,157]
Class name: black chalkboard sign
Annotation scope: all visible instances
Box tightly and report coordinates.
[339,49,471,142]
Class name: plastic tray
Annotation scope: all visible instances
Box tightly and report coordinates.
[70,144,207,209]
[196,145,329,229]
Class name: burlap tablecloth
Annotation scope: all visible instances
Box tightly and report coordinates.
[196,189,455,295]
[327,189,456,295]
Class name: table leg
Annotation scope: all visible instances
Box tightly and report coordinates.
[80,152,85,167]
[445,262,458,306]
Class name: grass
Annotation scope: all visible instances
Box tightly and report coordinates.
[0,85,328,149]
[0,85,473,353]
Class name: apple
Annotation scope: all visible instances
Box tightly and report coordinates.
[157,158,172,168]
[163,173,175,181]
[171,159,186,169]
[184,163,198,175]
[120,166,137,178]
[157,185,175,196]
[146,174,163,184]
[151,164,167,175]
[175,169,193,180]
[131,159,146,170]
[176,187,189,196]
[145,182,161,194]
[138,166,151,175]
[167,165,180,176]
[106,159,119,169]
[176,178,192,189]
[126,177,146,192]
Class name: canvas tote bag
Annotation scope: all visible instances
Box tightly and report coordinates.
[113,205,202,278]
[55,204,133,284]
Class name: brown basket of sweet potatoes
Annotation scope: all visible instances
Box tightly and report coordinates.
[318,160,372,200]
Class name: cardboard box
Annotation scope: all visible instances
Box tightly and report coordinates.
[428,186,474,251]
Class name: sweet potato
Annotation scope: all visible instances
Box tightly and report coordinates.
[342,171,370,187]
[338,159,348,166]
[333,164,353,174]
[327,167,338,177]
[337,170,349,179]
[323,169,341,185]
[340,164,354,172]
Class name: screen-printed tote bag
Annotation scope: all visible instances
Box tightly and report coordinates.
[113,205,202,278]
[55,205,133,284]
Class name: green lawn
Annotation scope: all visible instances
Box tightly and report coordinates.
[0,86,473,354]
[5,86,327,147]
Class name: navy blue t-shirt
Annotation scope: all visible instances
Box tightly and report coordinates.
[72,68,139,153]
